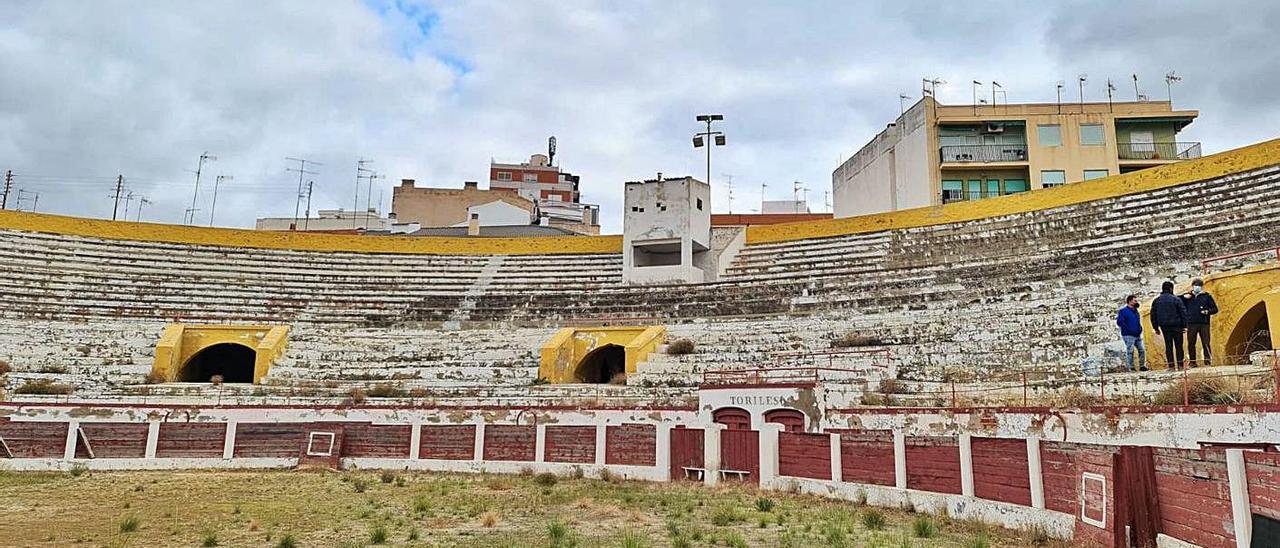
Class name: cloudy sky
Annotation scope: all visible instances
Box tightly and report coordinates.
[1,1,1276,233]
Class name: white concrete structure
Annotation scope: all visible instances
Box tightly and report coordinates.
[450,200,533,228]
[255,208,391,231]
[622,176,712,284]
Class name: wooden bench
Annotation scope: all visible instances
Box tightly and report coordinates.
[720,469,750,481]
[682,467,706,480]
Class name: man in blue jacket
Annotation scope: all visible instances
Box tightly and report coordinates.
[1150,281,1188,370]
[1116,294,1147,371]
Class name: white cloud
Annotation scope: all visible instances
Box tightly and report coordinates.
[0,1,1274,232]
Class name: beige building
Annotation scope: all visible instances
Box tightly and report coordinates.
[255,208,391,232]
[832,96,1199,217]
[391,180,535,228]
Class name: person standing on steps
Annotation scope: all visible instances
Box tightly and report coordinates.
[1117,295,1148,372]
[1181,278,1219,367]
[1151,280,1188,370]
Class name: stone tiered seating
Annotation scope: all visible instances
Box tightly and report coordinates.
[2,159,1280,402]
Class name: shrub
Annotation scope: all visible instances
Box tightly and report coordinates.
[832,332,882,348]
[369,524,388,544]
[367,383,406,398]
[711,506,743,526]
[722,530,747,548]
[481,511,498,527]
[142,371,166,384]
[394,476,407,487]
[620,529,649,548]
[548,520,578,548]
[570,466,585,480]
[119,516,141,533]
[379,470,396,484]
[407,528,420,541]
[598,468,616,483]
[276,534,297,548]
[69,464,88,478]
[534,472,558,487]
[878,378,906,394]
[352,478,370,493]
[913,516,936,538]
[201,533,219,547]
[14,379,73,395]
[1058,386,1100,408]
[968,531,991,548]
[38,364,68,374]
[411,495,430,514]
[755,497,775,512]
[861,509,886,530]
[1152,372,1256,405]
[666,338,696,355]
[347,387,367,404]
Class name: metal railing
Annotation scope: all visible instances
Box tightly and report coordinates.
[1117,141,1201,160]
[702,366,881,387]
[939,144,1028,163]
[1201,246,1280,273]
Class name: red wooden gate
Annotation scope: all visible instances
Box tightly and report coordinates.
[764,408,806,432]
[1114,446,1161,548]
[712,407,751,430]
[669,427,704,481]
[720,429,760,484]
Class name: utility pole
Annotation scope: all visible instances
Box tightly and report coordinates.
[136,197,151,222]
[692,114,725,190]
[1132,74,1140,101]
[1,170,12,210]
[353,159,374,228]
[760,182,767,212]
[1078,74,1088,113]
[285,157,321,230]
[209,175,232,227]
[303,181,315,231]
[111,175,125,221]
[186,152,216,224]
[16,189,38,212]
[122,191,136,220]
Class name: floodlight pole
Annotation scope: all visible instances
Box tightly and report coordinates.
[693,114,725,189]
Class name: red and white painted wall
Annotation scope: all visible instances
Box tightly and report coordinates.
[3,401,1279,548]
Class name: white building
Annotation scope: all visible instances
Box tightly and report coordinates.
[622,176,712,284]
[254,209,391,232]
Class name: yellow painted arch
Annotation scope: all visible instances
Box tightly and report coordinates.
[1141,264,1280,368]
[152,324,290,383]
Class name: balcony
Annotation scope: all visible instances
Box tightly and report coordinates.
[1117,142,1201,161]
[939,144,1028,163]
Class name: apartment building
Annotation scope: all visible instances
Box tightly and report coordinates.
[832,96,1199,217]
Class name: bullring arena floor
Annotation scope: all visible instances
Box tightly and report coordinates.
[2,139,1280,547]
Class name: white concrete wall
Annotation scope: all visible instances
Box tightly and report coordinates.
[623,177,713,284]
[832,100,932,218]
[450,200,533,227]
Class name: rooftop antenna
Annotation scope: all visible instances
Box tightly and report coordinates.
[1077,74,1088,113]
[1132,74,1140,101]
[824,191,831,213]
[723,173,734,213]
[185,152,216,224]
[760,182,767,212]
[922,77,943,97]
[971,80,982,115]
[1106,78,1117,112]
[991,81,1002,108]
[302,180,314,231]
[136,197,152,222]
[209,175,232,227]
[548,136,557,166]
[898,93,911,115]
[1056,81,1065,114]
[792,181,805,213]
[286,156,321,230]
[122,190,136,220]
[1165,71,1181,104]
[365,170,384,224]
[353,158,374,228]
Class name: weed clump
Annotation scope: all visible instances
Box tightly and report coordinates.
[832,332,883,348]
[667,338,696,355]
[118,516,141,533]
[201,533,219,547]
[1152,372,1258,405]
[14,379,73,395]
[913,515,937,538]
[755,497,775,512]
[534,472,558,487]
[379,470,396,484]
[861,508,887,530]
[369,524,388,544]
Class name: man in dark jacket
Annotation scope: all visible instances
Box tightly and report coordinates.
[1150,280,1188,370]
[1181,278,1219,367]
[1116,295,1147,371]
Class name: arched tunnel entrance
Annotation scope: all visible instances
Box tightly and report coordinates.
[1226,301,1272,361]
[575,344,626,384]
[179,343,256,383]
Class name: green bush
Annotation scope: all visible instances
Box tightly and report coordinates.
[861,509,886,530]
[118,516,141,533]
[755,497,775,512]
[711,506,743,526]
[913,515,936,538]
[201,533,219,547]
[276,534,297,548]
[352,478,370,493]
[534,472,559,487]
[379,470,396,484]
[369,525,388,544]
[14,378,73,395]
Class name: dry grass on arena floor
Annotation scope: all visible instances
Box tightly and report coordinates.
[0,468,1064,547]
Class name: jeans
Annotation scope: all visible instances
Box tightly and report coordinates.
[1187,323,1211,367]
[1160,327,1185,370]
[1122,335,1146,371]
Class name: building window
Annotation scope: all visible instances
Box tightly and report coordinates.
[523,173,538,183]
[1004,179,1029,194]
[696,198,702,210]
[1041,170,1066,188]
[1080,124,1105,145]
[1083,169,1109,180]
[1038,124,1061,147]
[496,172,512,181]
[942,180,963,203]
